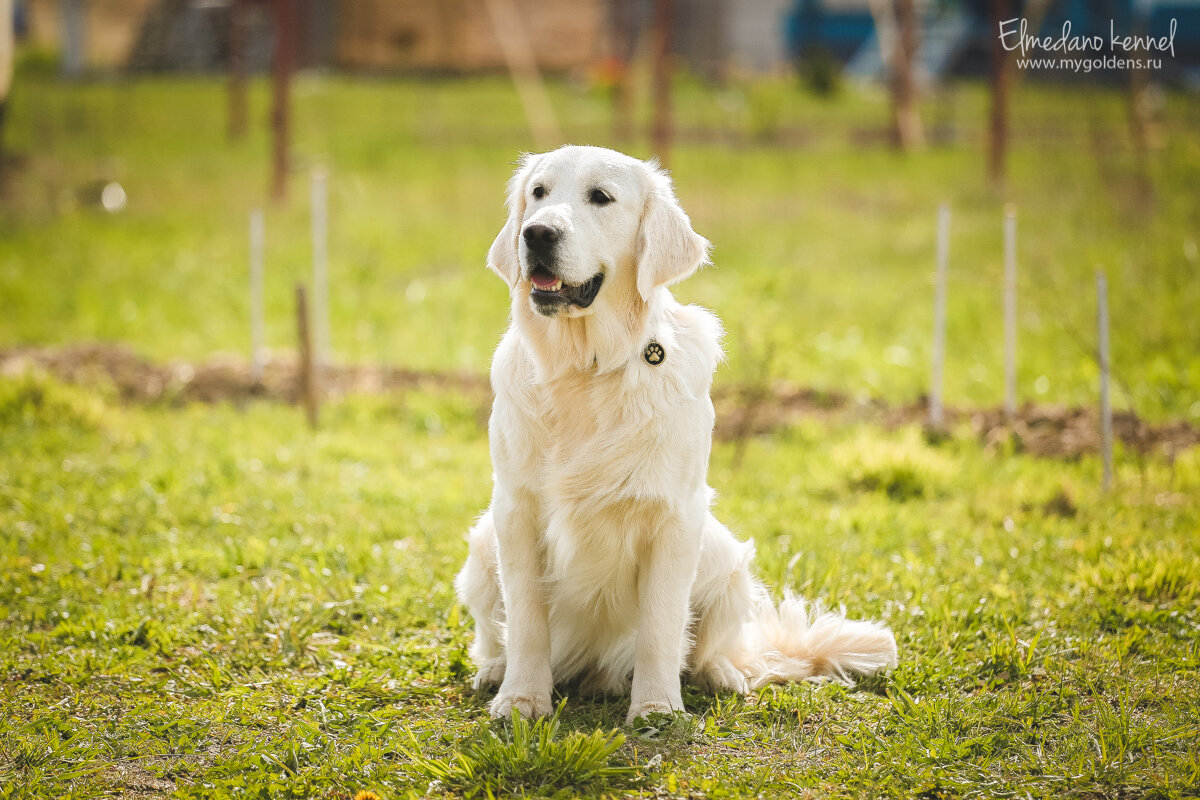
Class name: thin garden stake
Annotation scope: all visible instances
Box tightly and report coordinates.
[930,203,950,429]
[311,167,329,367]
[249,209,264,385]
[1097,271,1112,490]
[1004,204,1017,420]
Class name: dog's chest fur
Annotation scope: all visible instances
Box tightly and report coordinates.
[489,300,723,617]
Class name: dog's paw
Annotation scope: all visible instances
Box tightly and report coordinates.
[472,656,507,689]
[693,656,747,694]
[626,700,682,725]
[490,690,553,720]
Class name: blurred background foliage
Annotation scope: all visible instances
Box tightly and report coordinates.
[1,0,1198,422]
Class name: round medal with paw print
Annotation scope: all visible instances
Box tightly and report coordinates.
[643,340,665,366]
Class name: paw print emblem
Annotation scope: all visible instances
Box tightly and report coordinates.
[643,341,665,366]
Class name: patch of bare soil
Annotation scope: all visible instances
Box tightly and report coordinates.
[0,343,490,406]
[3,343,1196,459]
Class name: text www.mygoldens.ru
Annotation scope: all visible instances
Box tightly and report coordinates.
[998,17,1178,72]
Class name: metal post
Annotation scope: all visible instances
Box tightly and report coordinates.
[250,209,265,384]
[1097,272,1112,490]
[311,167,329,367]
[1004,204,1017,420]
[296,283,319,430]
[930,203,950,429]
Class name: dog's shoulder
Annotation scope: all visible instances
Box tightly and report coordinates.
[671,302,724,373]
[643,301,723,393]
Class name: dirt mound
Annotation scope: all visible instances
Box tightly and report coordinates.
[0,343,490,406]
[971,405,1200,460]
[711,382,1199,458]
[3,343,1196,459]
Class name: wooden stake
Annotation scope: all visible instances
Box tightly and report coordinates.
[249,209,265,385]
[1097,272,1112,490]
[930,203,950,429]
[1004,204,1017,420]
[296,283,319,430]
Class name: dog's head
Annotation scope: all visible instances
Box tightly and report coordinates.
[488,146,710,318]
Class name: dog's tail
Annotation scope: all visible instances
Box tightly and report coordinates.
[740,591,897,689]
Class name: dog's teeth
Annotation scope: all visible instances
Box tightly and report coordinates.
[551,280,562,291]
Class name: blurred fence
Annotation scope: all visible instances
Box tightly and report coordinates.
[16,1,1200,80]
[21,0,610,74]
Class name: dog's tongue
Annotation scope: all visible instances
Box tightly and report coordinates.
[531,270,559,290]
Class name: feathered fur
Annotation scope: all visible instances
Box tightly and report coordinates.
[455,146,896,723]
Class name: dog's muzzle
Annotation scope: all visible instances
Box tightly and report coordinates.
[523,224,560,262]
[522,224,604,315]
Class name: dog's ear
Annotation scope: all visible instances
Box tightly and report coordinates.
[636,166,711,301]
[487,154,538,289]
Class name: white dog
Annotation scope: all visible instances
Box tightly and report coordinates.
[455,145,896,723]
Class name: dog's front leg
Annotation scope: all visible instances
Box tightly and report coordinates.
[627,512,702,724]
[490,489,554,719]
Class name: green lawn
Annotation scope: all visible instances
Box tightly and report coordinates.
[1,373,1198,798]
[2,67,1199,798]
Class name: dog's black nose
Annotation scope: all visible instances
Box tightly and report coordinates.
[523,224,560,256]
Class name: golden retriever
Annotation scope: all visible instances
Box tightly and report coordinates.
[455,145,896,723]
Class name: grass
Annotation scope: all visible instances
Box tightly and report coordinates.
[401,702,636,798]
[2,69,1199,420]
[2,64,1199,798]
[1,371,1198,798]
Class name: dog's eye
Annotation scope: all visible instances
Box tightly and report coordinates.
[531,185,546,200]
[589,189,614,206]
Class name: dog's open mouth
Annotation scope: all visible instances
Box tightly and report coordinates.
[529,265,604,312]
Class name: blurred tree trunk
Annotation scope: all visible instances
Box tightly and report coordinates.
[650,0,673,169]
[61,0,86,77]
[0,0,12,170]
[609,0,636,143]
[271,0,296,202]
[1127,2,1156,201]
[228,0,248,141]
[483,0,562,150]
[869,0,924,151]
[988,0,1012,190]
[890,0,923,149]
